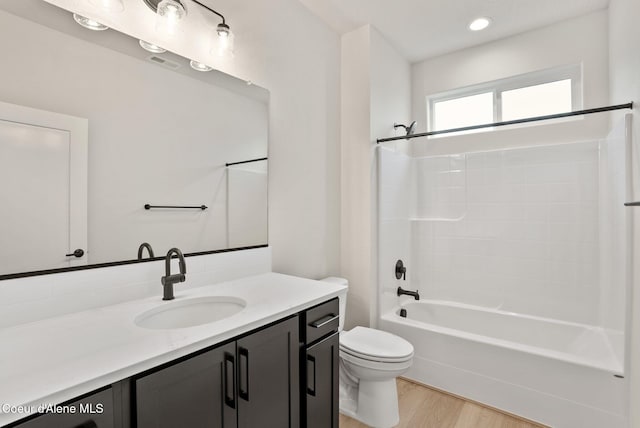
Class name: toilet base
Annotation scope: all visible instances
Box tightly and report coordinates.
[339,377,400,428]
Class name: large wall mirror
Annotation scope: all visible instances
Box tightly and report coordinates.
[0,0,269,279]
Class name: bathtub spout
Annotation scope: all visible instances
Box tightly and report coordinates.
[397,286,420,300]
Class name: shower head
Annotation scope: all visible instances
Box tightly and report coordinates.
[394,121,417,139]
[406,121,416,136]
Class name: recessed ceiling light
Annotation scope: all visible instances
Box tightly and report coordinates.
[139,40,167,54]
[189,60,213,72]
[73,13,109,31]
[469,17,491,31]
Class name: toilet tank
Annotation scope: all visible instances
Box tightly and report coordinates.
[320,277,348,331]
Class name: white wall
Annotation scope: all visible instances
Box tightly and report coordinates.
[410,10,610,157]
[341,25,411,329]
[609,0,640,426]
[231,0,342,279]
[0,10,267,264]
[340,26,372,329]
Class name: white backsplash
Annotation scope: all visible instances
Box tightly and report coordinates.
[0,247,271,328]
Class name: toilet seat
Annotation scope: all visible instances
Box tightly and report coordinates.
[340,346,413,363]
[340,347,413,368]
[339,326,414,363]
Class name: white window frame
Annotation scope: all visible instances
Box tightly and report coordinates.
[426,64,583,135]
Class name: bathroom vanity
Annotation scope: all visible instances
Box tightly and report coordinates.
[0,273,344,428]
[0,2,342,427]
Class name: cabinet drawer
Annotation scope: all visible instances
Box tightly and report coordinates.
[12,388,114,428]
[304,298,339,345]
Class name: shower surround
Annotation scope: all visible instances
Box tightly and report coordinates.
[377,116,632,428]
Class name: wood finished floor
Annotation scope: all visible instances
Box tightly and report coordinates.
[339,378,545,428]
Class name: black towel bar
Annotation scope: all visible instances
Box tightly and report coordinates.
[144,204,208,210]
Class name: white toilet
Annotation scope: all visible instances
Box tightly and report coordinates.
[321,277,414,428]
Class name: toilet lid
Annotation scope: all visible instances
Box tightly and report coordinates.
[340,326,413,361]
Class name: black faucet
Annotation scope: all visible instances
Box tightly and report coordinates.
[137,242,155,260]
[161,248,186,300]
[397,286,420,300]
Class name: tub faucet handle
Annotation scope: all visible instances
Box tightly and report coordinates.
[395,260,406,280]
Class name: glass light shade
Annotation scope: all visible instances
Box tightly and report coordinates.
[190,60,213,72]
[156,0,187,36]
[139,40,167,54]
[88,0,124,12]
[73,13,109,31]
[211,28,235,59]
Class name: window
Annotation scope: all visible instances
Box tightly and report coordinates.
[433,92,494,133]
[427,65,582,136]
[501,79,572,121]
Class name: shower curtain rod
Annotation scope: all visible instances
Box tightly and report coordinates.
[376,102,634,144]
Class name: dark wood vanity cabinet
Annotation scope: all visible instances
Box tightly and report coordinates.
[236,316,300,428]
[304,332,339,428]
[135,342,236,428]
[135,315,299,428]
[7,300,339,428]
[301,298,340,428]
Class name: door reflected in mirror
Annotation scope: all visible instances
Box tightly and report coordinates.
[0,0,269,278]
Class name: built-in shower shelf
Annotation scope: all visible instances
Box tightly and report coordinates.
[409,216,465,222]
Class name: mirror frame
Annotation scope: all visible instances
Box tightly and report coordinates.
[0,244,268,281]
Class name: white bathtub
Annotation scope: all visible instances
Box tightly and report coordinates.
[379,300,628,428]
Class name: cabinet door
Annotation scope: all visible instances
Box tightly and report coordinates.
[305,332,339,428]
[237,316,299,428]
[135,342,237,428]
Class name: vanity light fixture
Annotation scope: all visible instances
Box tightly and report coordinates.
[139,40,167,53]
[213,21,234,58]
[73,13,109,31]
[88,0,125,12]
[143,0,234,58]
[155,0,187,35]
[469,17,491,31]
[189,60,213,72]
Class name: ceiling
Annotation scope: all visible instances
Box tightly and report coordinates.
[299,0,609,63]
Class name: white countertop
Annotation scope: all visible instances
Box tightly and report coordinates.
[0,273,346,426]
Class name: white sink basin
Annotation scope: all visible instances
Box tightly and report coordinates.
[135,296,246,329]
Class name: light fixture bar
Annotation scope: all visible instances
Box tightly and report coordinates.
[142,0,233,57]
[190,0,226,25]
